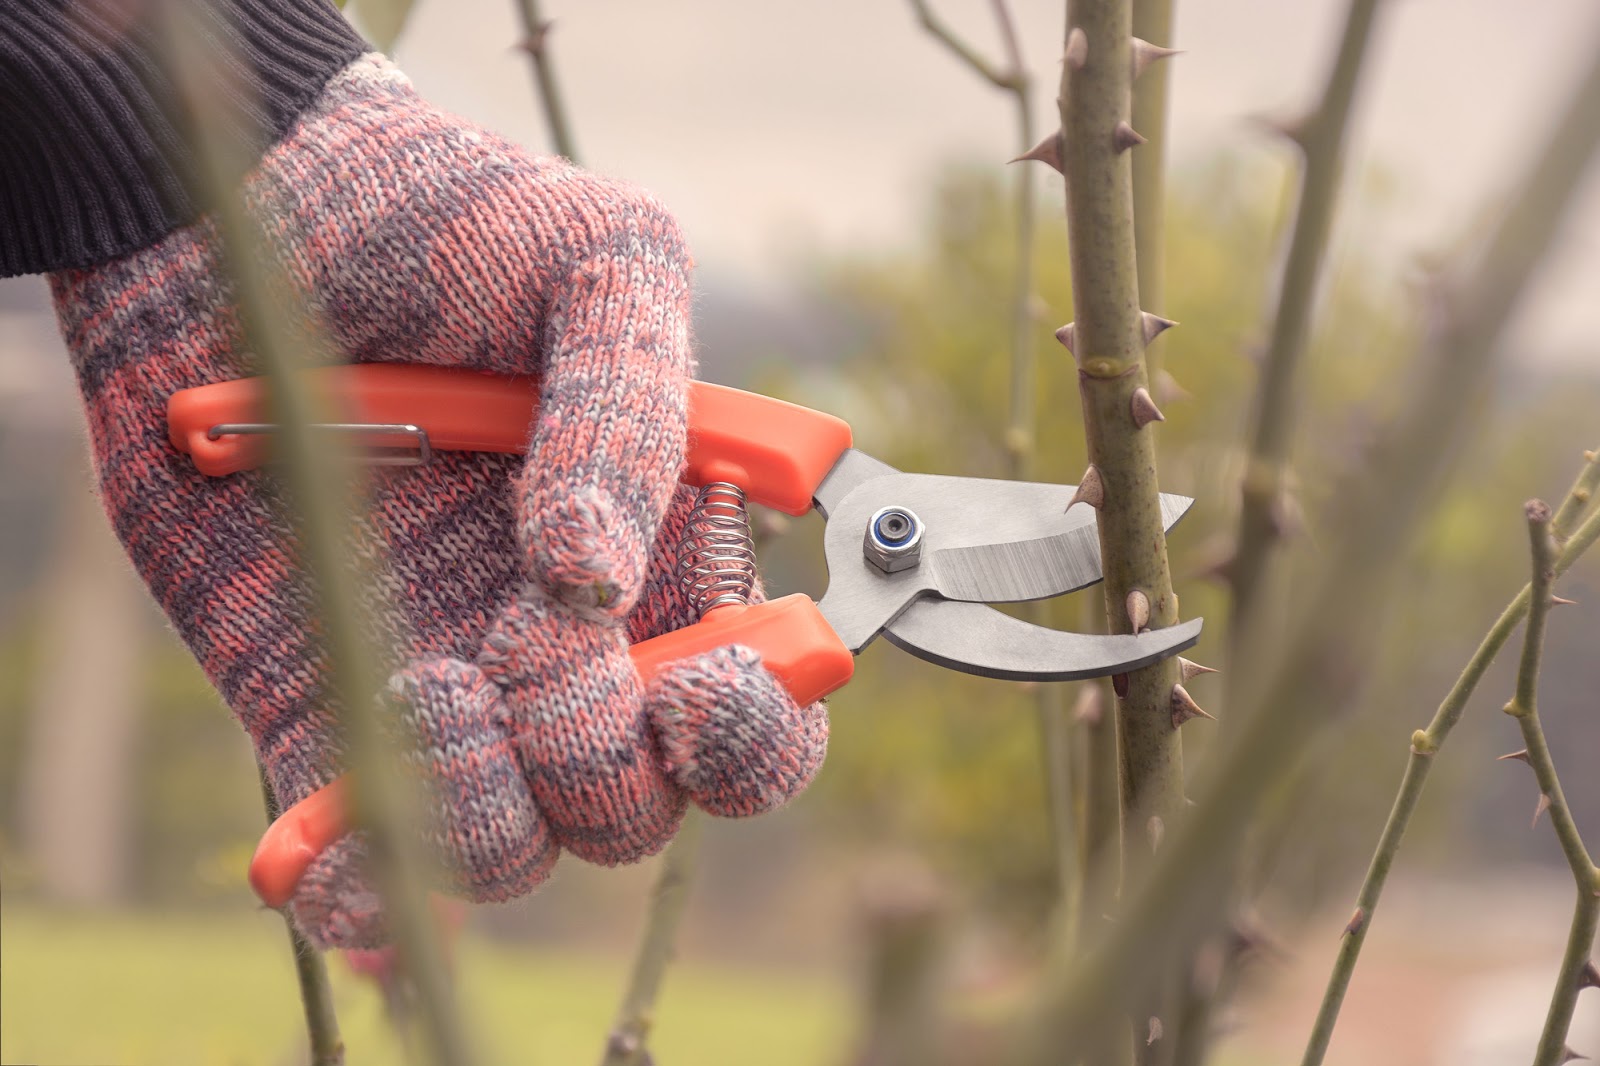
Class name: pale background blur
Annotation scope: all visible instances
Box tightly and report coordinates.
[2,1,1598,1064]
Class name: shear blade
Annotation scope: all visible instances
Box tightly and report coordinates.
[882,599,1203,682]
[930,491,1193,603]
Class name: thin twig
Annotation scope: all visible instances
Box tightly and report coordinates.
[163,15,476,1065]
[513,0,580,161]
[1299,450,1600,1065]
[260,766,345,1066]
[1505,501,1597,1066]
[908,0,1023,90]
[1011,28,1600,1052]
[600,812,705,1066]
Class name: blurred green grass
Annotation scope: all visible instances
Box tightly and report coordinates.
[1,905,850,1065]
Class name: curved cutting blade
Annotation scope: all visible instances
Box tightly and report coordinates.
[881,598,1203,682]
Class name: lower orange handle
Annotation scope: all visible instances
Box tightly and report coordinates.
[249,594,853,909]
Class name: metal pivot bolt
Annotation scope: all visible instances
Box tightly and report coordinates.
[864,505,924,572]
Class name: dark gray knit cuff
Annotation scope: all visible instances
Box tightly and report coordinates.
[1,0,369,278]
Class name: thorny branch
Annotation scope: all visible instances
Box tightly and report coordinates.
[1013,27,1600,1052]
[1228,0,1384,648]
[1300,449,1600,1065]
[1504,501,1597,1066]
[1052,0,1192,1053]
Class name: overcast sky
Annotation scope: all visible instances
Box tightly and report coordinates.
[388,0,1600,371]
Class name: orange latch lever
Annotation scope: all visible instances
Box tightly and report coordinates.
[167,363,853,516]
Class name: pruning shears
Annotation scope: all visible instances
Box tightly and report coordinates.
[167,364,1202,907]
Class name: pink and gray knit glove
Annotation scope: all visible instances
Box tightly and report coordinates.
[51,54,827,949]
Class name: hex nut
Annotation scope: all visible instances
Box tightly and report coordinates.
[864,506,924,573]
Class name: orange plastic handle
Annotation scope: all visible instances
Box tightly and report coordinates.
[167,365,852,516]
[249,593,854,908]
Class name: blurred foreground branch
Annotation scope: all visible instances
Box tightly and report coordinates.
[1299,449,1599,1064]
[165,12,474,1065]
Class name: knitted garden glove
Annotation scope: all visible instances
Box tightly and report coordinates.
[51,53,826,950]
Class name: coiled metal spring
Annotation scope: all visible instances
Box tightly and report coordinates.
[676,482,757,614]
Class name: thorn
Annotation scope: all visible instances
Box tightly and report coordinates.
[1170,684,1215,729]
[1054,321,1077,352]
[1343,907,1366,938]
[1130,386,1166,429]
[1534,793,1553,828]
[1011,133,1064,174]
[1552,594,1578,607]
[514,20,554,55]
[1113,121,1147,153]
[1497,749,1531,765]
[1178,657,1218,683]
[1065,27,1088,70]
[1254,110,1313,150]
[1068,465,1105,511]
[1072,685,1104,726]
[1147,1016,1164,1045]
[1130,37,1181,79]
[1228,916,1287,962]
[1579,959,1600,990]
[1127,589,1151,634]
[1559,1047,1589,1065]
[1112,672,1130,699]
[1153,368,1190,406]
[1148,814,1165,853]
[1141,311,1177,344]
[1190,538,1238,585]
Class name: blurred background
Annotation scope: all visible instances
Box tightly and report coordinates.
[2,0,1598,1063]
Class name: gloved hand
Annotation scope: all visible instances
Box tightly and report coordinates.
[51,53,827,949]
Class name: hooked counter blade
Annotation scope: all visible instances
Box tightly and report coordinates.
[930,491,1193,604]
[883,599,1203,682]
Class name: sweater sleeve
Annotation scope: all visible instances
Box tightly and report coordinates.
[0,0,368,278]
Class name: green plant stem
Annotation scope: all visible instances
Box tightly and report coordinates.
[1229,0,1384,640]
[260,766,345,1066]
[600,812,705,1066]
[1300,451,1600,1065]
[1011,30,1600,1052]
[1505,504,1598,1066]
[1130,0,1173,386]
[514,0,581,161]
[164,17,475,1066]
